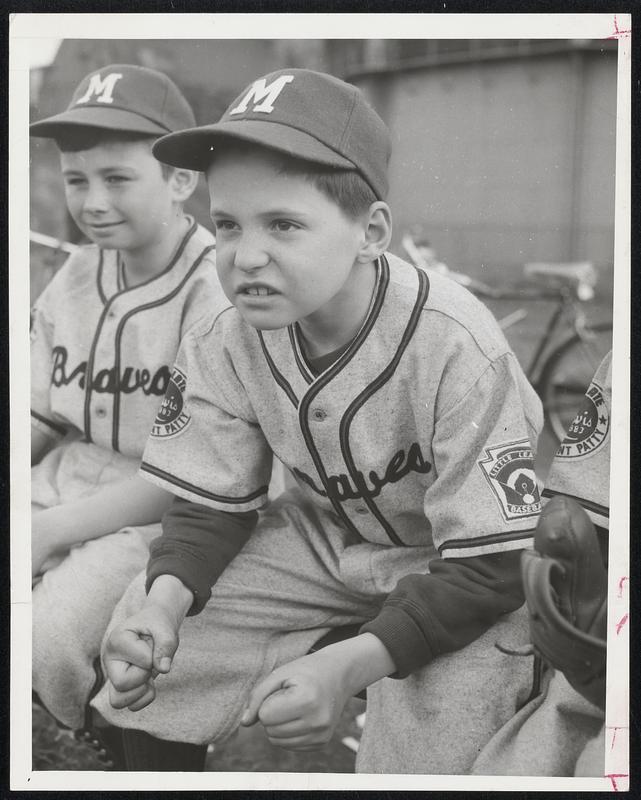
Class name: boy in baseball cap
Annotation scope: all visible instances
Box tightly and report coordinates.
[29,64,228,768]
[95,69,544,774]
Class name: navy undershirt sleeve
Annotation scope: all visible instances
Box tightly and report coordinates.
[146,497,258,615]
[360,549,525,678]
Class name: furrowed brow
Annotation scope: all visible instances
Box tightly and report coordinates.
[98,165,137,174]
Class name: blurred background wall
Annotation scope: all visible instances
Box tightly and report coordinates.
[29,38,617,301]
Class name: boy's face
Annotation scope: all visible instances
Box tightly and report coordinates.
[60,140,177,255]
[207,148,369,332]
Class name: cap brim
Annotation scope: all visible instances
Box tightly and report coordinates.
[152,119,356,172]
[30,107,170,139]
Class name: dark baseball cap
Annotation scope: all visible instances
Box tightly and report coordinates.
[152,68,391,200]
[30,64,195,139]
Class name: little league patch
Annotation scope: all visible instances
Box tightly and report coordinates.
[555,380,609,459]
[151,366,191,438]
[478,440,541,521]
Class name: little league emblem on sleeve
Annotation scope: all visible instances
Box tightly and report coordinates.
[478,439,541,521]
[555,379,609,459]
[151,366,191,438]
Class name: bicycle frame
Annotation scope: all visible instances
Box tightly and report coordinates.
[524,294,570,382]
[524,290,592,385]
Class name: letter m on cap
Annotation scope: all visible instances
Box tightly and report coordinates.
[75,73,124,105]
[229,75,295,115]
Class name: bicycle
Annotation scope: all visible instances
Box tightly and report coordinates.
[401,233,613,444]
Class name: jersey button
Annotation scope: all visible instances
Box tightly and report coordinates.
[311,408,327,421]
[355,506,369,515]
[95,407,107,418]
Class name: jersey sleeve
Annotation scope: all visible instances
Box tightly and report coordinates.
[146,498,257,614]
[426,352,543,559]
[140,318,273,512]
[360,549,525,677]
[30,278,69,442]
[542,352,611,531]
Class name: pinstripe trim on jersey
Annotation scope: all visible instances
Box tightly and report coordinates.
[257,332,299,408]
[296,257,390,539]
[542,487,609,520]
[298,256,389,384]
[129,219,198,291]
[116,253,126,291]
[83,298,116,444]
[438,528,536,556]
[31,409,68,436]
[339,266,430,546]
[111,242,216,452]
[288,326,314,384]
[96,250,107,305]
[140,461,268,505]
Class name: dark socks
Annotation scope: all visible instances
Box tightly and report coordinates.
[122,728,208,771]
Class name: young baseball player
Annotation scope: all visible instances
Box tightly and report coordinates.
[92,68,545,774]
[471,351,612,776]
[29,64,229,751]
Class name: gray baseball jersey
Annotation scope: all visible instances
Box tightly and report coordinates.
[31,219,227,459]
[543,351,612,530]
[141,253,543,559]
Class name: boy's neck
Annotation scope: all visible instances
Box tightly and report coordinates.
[118,214,190,288]
[296,260,377,359]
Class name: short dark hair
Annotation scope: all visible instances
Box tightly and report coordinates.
[281,161,378,220]
[210,139,377,220]
[55,127,174,179]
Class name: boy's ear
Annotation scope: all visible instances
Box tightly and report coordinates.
[169,168,199,204]
[356,201,392,263]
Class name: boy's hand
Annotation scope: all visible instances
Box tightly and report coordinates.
[104,575,194,712]
[104,575,194,711]
[104,605,180,712]
[241,650,352,751]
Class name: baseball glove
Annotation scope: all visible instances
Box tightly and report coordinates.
[521,495,607,709]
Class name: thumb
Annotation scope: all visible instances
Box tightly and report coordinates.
[241,671,288,727]
[150,619,179,674]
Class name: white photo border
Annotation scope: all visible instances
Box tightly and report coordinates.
[10,11,631,792]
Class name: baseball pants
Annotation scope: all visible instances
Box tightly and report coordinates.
[92,489,536,774]
[469,668,605,776]
[32,440,159,729]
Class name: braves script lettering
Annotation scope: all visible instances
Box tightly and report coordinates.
[294,442,431,502]
[51,346,170,396]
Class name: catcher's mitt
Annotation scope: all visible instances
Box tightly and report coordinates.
[521,495,607,709]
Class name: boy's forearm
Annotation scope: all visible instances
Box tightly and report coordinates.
[360,549,525,677]
[319,633,396,697]
[146,574,194,628]
[36,474,173,552]
[146,500,257,615]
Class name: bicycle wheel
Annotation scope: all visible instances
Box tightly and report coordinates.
[538,323,613,443]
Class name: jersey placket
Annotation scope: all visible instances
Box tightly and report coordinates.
[83,287,125,449]
[299,379,396,546]
[293,260,429,546]
[84,253,173,450]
